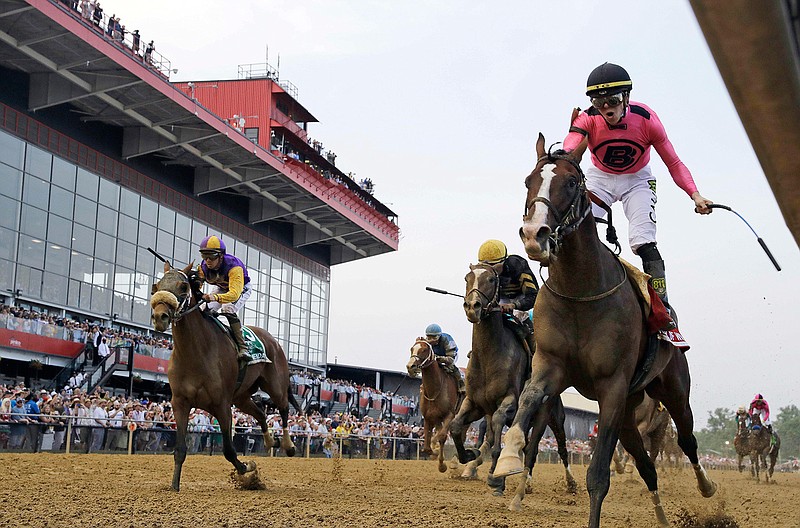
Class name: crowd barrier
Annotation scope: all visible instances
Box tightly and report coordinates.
[0,416,759,471]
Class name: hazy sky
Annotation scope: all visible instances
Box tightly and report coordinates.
[107,1,799,427]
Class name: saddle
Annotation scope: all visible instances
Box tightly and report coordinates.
[204,312,270,364]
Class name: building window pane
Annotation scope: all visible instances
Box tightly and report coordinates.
[158,206,175,232]
[140,197,157,225]
[119,187,139,217]
[114,267,135,295]
[93,259,112,288]
[18,234,45,268]
[49,185,75,219]
[132,297,150,325]
[78,281,91,310]
[22,174,49,209]
[0,164,22,200]
[20,204,47,239]
[0,259,12,291]
[51,156,76,191]
[174,238,191,266]
[91,286,112,314]
[0,227,16,260]
[71,224,95,255]
[97,205,117,236]
[156,229,173,257]
[73,195,97,228]
[116,240,137,269]
[15,266,43,298]
[175,213,191,241]
[69,251,93,282]
[98,178,119,207]
[76,168,99,200]
[47,214,72,247]
[42,273,68,301]
[112,293,133,321]
[138,222,156,248]
[45,243,70,273]
[136,248,156,278]
[0,194,19,232]
[0,130,25,169]
[24,144,52,180]
[191,220,207,243]
[95,231,115,257]
[118,214,138,241]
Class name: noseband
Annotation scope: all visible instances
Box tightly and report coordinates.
[524,152,592,254]
[152,270,200,323]
[465,263,501,318]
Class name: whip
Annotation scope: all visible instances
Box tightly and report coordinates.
[707,204,781,271]
[425,286,463,298]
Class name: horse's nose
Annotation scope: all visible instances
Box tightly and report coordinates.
[464,299,481,313]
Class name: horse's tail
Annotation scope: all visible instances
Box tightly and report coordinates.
[288,386,302,413]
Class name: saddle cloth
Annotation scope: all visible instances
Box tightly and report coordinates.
[242,327,270,365]
[619,258,689,351]
[208,315,270,364]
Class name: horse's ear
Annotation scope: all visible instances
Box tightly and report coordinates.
[151,283,158,295]
[181,262,193,275]
[568,136,589,163]
[163,261,171,273]
[535,133,546,160]
[469,263,475,271]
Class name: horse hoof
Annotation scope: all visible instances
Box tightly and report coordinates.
[438,463,447,473]
[494,455,524,478]
[285,447,296,458]
[654,505,669,526]
[508,498,522,512]
[698,480,717,498]
[245,460,257,473]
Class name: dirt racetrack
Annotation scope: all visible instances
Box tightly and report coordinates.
[1,453,798,527]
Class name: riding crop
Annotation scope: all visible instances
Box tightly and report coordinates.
[425,286,463,298]
[707,204,781,271]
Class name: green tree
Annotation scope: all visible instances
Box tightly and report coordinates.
[695,407,737,457]
[774,405,800,459]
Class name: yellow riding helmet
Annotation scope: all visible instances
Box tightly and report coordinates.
[478,239,507,264]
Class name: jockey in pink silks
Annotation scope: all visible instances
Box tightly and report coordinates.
[749,393,772,432]
[563,63,713,328]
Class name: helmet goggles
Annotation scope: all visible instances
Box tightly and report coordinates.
[590,93,626,109]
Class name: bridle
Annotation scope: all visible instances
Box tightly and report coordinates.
[409,339,445,401]
[524,151,592,255]
[465,263,501,318]
[409,339,436,370]
[151,269,202,323]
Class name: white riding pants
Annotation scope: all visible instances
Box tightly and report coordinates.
[205,283,252,314]
[586,164,657,253]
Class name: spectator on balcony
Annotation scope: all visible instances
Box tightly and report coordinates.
[131,30,141,56]
[91,2,102,27]
[144,41,154,65]
[97,337,111,362]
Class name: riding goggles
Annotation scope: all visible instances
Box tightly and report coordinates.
[590,93,625,109]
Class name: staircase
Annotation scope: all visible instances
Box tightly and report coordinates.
[79,345,132,393]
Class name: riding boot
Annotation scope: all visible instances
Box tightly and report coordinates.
[642,258,677,331]
[457,375,466,395]
[224,314,254,363]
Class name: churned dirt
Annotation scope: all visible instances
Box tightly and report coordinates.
[0,453,798,527]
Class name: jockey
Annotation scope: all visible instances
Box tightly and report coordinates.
[196,235,258,363]
[424,323,465,394]
[563,63,714,324]
[477,239,538,353]
[748,393,772,432]
[735,405,750,427]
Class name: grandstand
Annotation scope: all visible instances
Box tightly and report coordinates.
[0,0,398,395]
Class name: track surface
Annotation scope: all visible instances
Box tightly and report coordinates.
[1,454,798,527]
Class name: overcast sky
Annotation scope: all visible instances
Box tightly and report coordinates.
[108,1,799,427]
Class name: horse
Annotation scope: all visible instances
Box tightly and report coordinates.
[150,262,299,491]
[406,337,462,473]
[493,135,715,527]
[734,413,753,475]
[748,414,780,482]
[658,420,683,471]
[449,261,576,510]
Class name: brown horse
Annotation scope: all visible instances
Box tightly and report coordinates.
[748,414,780,482]
[450,261,576,509]
[150,262,299,491]
[734,412,753,475]
[406,338,461,473]
[493,135,715,527]
[658,420,683,471]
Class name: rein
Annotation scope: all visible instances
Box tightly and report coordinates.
[540,244,628,302]
[154,270,201,323]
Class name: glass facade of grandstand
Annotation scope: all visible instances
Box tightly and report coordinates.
[0,128,329,367]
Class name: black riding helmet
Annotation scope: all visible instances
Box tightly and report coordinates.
[586,63,633,97]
